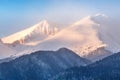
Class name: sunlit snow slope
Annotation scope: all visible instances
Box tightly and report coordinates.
[2,20,58,45]
[34,16,106,57]
[1,14,119,61]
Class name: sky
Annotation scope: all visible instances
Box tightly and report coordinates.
[0,0,120,38]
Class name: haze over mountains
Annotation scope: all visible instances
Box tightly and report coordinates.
[0,13,120,80]
[0,48,90,80]
[0,14,119,61]
[0,40,16,58]
[0,47,119,80]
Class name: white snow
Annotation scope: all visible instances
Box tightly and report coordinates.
[2,20,59,45]
[1,14,120,61]
[32,16,106,57]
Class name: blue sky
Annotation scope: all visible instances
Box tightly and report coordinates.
[0,0,120,38]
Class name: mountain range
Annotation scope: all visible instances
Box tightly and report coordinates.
[51,52,120,80]
[0,47,119,80]
[1,14,118,62]
[0,48,90,80]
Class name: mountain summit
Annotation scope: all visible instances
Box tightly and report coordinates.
[0,48,90,80]
[0,14,116,61]
[2,20,58,45]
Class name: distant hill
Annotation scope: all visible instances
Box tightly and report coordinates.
[0,48,90,80]
[51,52,120,80]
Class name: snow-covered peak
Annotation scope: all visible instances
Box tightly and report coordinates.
[72,13,108,27]
[2,20,59,44]
[1,14,118,61]
[32,15,106,58]
[31,20,58,35]
[72,16,94,26]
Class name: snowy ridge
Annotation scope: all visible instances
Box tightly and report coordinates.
[33,15,106,58]
[2,20,59,44]
[1,14,118,61]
